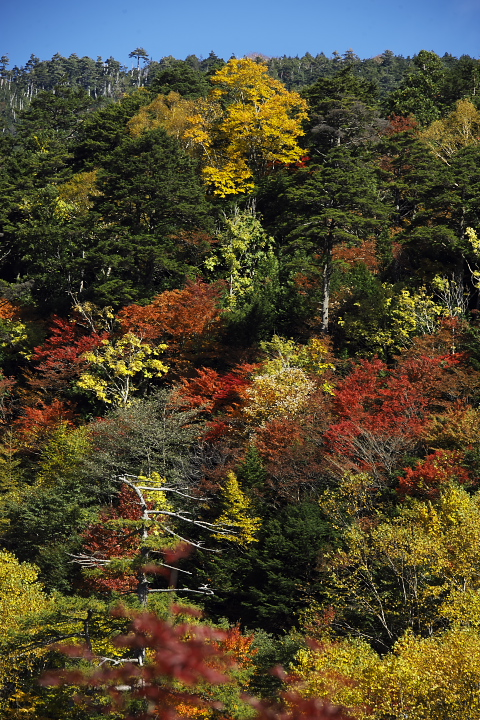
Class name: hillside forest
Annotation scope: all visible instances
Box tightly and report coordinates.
[1,47,480,719]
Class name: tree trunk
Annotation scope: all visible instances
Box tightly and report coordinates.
[321,229,334,333]
[136,500,150,666]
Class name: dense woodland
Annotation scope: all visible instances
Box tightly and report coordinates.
[0,46,480,718]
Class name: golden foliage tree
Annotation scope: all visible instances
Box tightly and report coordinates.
[0,551,51,717]
[420,98,480,164]
[0,551,48,635]
[244,335,334,426]
[78,332,168,406]
[213,471,261,545]
[127,90,198,145]
[129,59,308,196]
[195,58,308,195]
[293,627,480,720]
[323,482,480,643]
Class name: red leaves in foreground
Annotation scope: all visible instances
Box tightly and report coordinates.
[43,605,351,720]
[252,694,353,720]
[43,607,229,720]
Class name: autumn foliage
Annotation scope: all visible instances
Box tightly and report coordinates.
[6,48,480,720]
[80,485,145,595]
[179,367,252,414]
[14,399,77,451]
[44,604,351,720]
[0,298,23,321]
[253,413,327,501]
[27,315,107,401]
[324,353,461,478]
[118,280,226,375]
[398,449,470,499]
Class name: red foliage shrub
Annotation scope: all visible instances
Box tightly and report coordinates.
[383,114,419,136]
[0,298,22,320]
[27,316,107,400]
[398,449,471,499]
[0,374,16,424]
[175,364,257,438]
[325,354,460,479]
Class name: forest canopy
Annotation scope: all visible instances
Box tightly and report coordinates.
[0,46,480,719]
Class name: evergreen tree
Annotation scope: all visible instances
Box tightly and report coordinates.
[392,141,480,286]
[259,146,389,332]
[73,89,150,169]
[199,501,334,633]
[148,59,210,99]
[385,50,448,125]
[302,66,385,153]
[85,127,213,306]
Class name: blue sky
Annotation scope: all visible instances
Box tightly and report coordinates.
[2,0,479,70]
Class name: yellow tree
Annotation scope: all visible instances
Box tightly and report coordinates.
[420,98,480,164]
[323,482,480,644]
[56,170,100,219]
[213,471,261,545]
[182,59,307,195]
[244,335,334,426]
[0,551,51,716]
[127,90,199,146]
[337,284,445,357]
[197,59,308,195]
[0,551,48,636]
[78,332,168,406]
[126,59,308,195]
[293,628,480,720]
[36,424,91,488]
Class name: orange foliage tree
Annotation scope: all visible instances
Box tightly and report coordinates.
[13,399,77,454]
[118,279,226,376]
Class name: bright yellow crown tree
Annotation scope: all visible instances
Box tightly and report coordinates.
[420,98,480,164]
[193,58,308,195]
[126,59,308,196]
[78,332,168,407]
